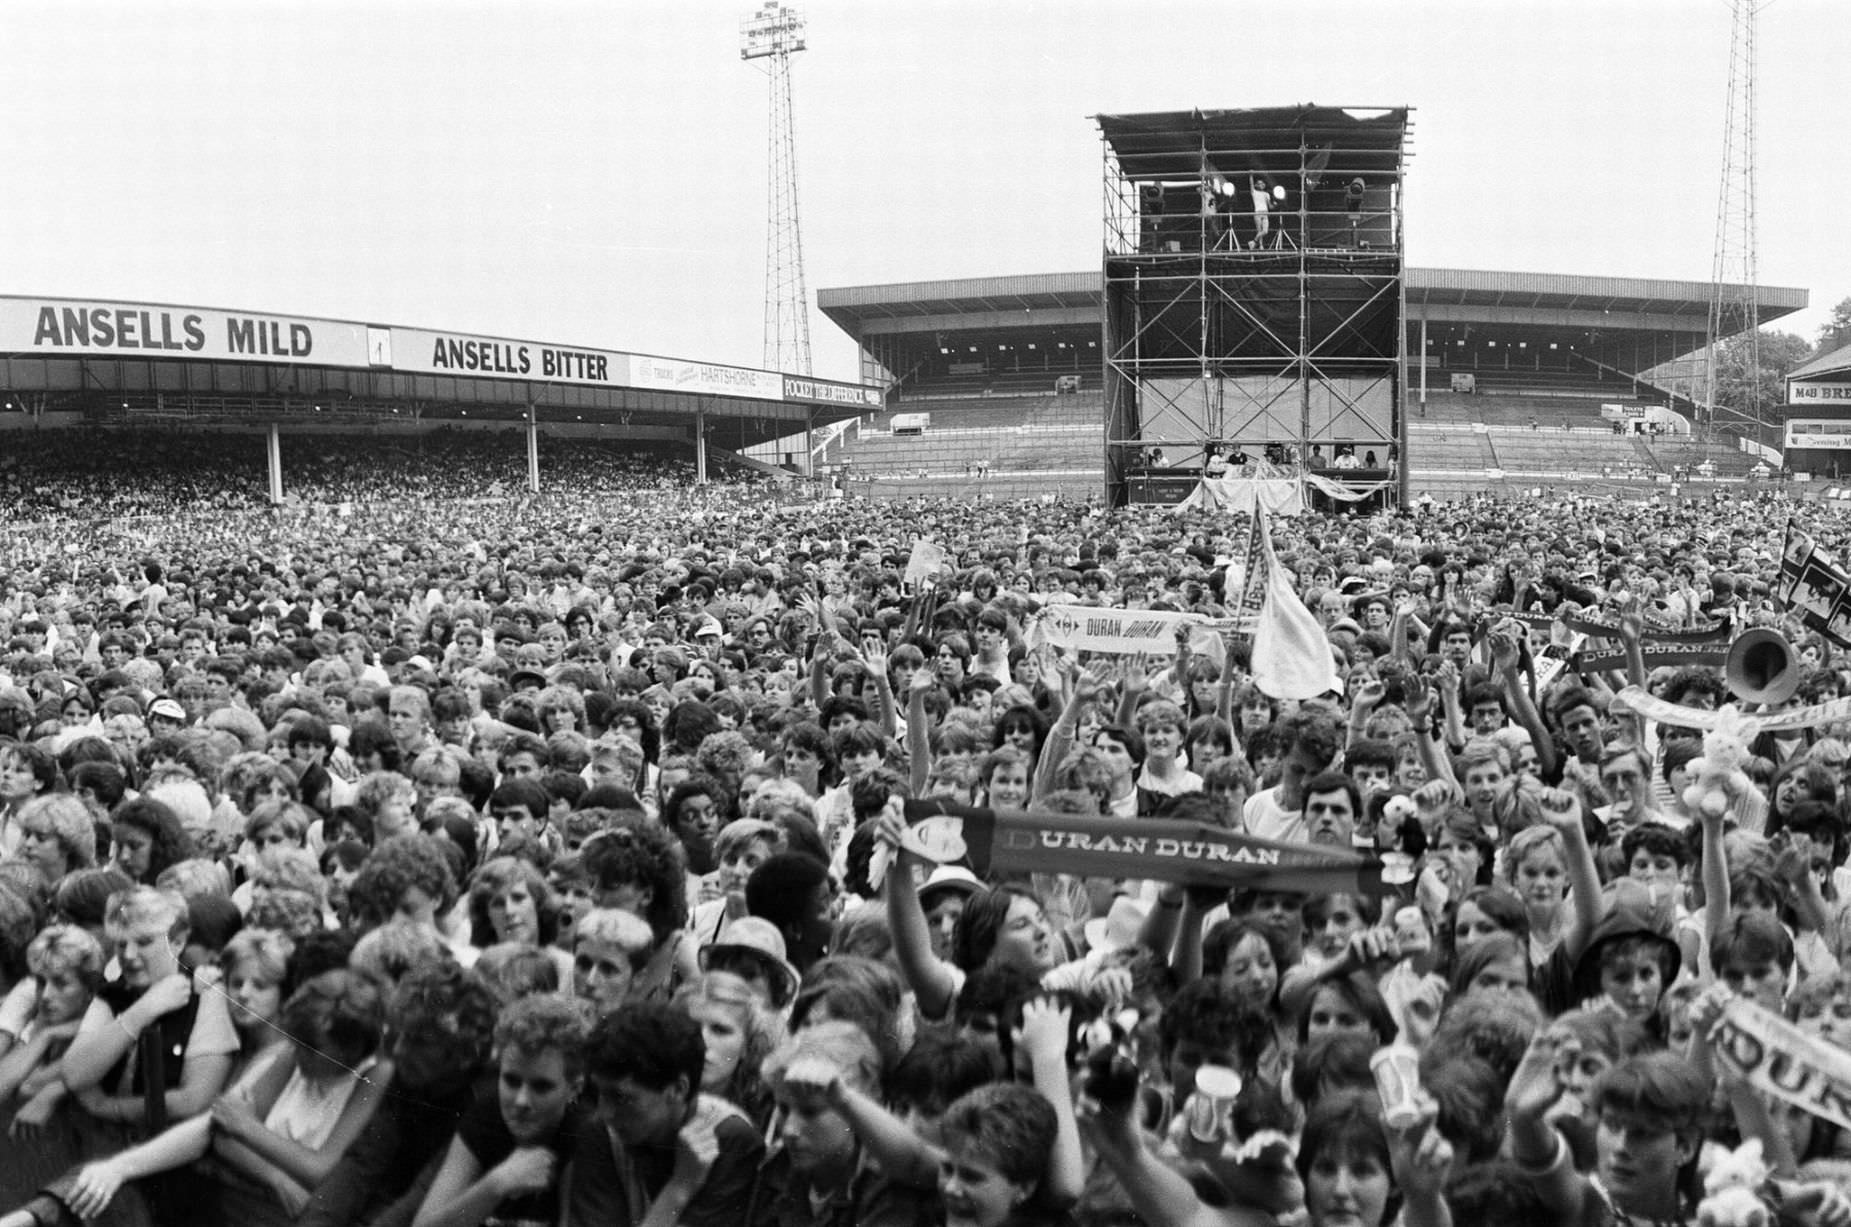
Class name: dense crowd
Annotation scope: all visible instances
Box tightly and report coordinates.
[2,468,1851,1227]
[0,430,746,521]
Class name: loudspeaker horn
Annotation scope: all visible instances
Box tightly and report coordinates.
[1725,627,1801,706]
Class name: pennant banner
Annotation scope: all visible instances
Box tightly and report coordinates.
[1508,610,1730,645]
[1615,685,1851,735]
[1576,644,1729,674]
[903,798,1388,896]
[1710,997,1851,1133]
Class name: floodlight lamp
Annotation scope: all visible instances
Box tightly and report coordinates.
[1346,178,1366,213]
[1271,185,1286,203]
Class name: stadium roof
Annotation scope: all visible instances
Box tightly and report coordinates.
[1096,105,1411,181]
[818,269,1807,374]
[0,293,879,446]
[1789,339,1851,382]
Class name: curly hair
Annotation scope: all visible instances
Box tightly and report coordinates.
[467,856,559,947]
[19,794,96,871]
[282,968,387,1066]
[350,920,455,988]
[346,835,459,930]
[26,923,105,990]
[353,770,416,823]
[495,992,595,1079]
[388,961,498,1074]
[580,814,688,946]
[109,797,194,882]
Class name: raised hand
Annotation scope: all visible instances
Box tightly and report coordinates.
[1386,1110,1454,1209]
[1536,788,1582,836]
[1505,1032,1565,1122]
[1017,996,1073,1066]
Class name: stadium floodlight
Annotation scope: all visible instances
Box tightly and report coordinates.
[740,1,804,59]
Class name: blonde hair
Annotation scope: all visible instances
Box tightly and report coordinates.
[26,923,105,988]
[104,886,188,940]
[1500,824,1566,886]
[762,1019,881,1098]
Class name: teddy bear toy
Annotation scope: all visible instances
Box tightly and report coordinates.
[1680,705,1756,820]
[1697,1138,1771,1227]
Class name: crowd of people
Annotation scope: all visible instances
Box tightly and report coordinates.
[1,452,1850,1227]
[0,430,743,523]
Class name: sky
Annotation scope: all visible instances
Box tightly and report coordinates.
[2,0,1844,383]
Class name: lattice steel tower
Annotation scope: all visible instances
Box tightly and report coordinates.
[742,2,812,376]
[1704,0,1764,431]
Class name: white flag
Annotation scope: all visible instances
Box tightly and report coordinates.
[1250,504,1340,700]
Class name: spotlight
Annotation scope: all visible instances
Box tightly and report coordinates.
[1213,175,1235,198]
[1346,178,1366,214]
[1271,184,1286,203]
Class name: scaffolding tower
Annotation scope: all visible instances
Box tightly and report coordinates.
[1098,107,1412,508]
[742,2,813,377]
[1704,0,1765,435]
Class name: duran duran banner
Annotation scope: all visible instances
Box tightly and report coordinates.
[902,798,1388,896]
[1508,610,1730,645]
[1575,644,1729,673]
[1031,605,1234,658]
[1710,998,1851,1132]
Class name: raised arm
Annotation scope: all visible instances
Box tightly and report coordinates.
[1492,629,1558,781]
[1702,803,1731,947]
[905,669,935,798]
[1016,998,1083,1207]
[1538,789,1603,961]
[877,801,960,1020]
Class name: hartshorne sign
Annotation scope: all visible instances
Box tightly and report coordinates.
[0,297,370,368]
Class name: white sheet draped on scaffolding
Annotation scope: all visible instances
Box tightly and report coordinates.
[1302,472,1395,502]
[1176,477,1304,515]
[1175,473,1394,514]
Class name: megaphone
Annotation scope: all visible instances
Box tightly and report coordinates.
[1725,627,1801,706]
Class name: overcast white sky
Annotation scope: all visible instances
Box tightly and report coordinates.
[2,0,1842,381]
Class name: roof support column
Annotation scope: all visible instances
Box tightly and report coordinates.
[696,412,708,484]
[266,423,284,506]
[527,404,540,495]
[1419,315,1428,405]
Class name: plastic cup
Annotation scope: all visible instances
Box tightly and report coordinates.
[1187,1064,1243,1142]
[1369,1044,1424,1130]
